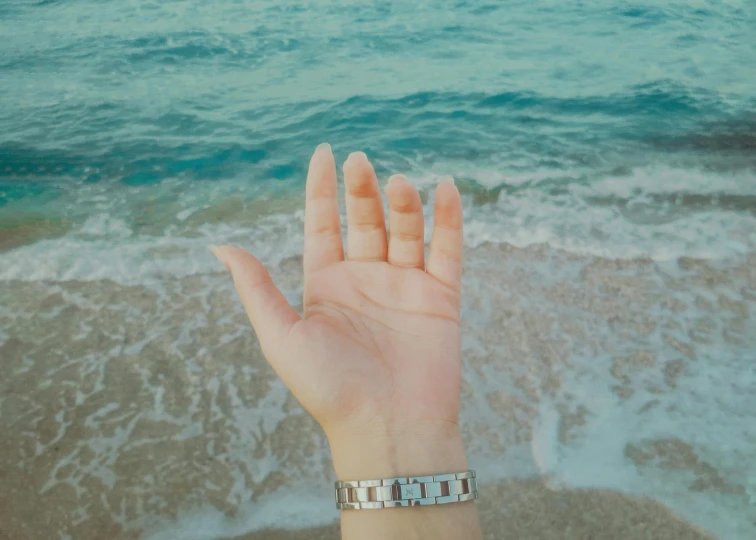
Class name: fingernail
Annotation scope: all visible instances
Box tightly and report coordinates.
[440,175,455,185]
[347,151,367,162]
[316,142,331,152]
[387,174,406,187]
[209,244,230,271]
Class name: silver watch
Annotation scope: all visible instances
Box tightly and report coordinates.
[335,470,478,510]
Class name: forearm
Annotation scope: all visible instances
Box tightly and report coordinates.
[329,423,483,540]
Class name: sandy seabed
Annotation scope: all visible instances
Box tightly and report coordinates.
[1,243,753,539]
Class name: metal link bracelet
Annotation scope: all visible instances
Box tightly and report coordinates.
[335,470,478,510]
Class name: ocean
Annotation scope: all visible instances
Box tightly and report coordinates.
[1,0,755,539]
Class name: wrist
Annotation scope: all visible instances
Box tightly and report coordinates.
[326,420,468,480]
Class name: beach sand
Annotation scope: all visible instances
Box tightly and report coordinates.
[1,243,753,539]
[235,478,715,539]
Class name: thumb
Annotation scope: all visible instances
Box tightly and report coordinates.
[210,245,301,360]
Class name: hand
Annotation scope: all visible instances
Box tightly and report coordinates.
[212,144,467,480]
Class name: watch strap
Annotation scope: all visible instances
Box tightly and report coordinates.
[335,470,478,510]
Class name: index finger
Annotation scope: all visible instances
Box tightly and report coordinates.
[304,143,344,278]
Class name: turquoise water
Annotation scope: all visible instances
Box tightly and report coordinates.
[1,1,756,539]
[2,0,756,269]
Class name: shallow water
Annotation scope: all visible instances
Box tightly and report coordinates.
[1,0,755,539]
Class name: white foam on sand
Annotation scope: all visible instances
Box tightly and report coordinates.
[537,324,756,539]
[135,252,755,540]
[2,166,755,284]
[0,212,306,283]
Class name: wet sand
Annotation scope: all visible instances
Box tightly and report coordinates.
[1,243,753,539]
[235,478,715,540]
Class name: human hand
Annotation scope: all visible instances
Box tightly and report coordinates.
[212,144,467,480]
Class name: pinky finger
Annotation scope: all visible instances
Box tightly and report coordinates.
[427,178,463,292]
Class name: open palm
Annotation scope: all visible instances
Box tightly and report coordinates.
[213,145,466,477]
